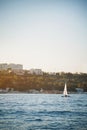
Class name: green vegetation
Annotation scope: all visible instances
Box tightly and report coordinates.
[0,71,87,92]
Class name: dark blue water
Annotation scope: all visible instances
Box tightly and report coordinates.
[0,94,87,130]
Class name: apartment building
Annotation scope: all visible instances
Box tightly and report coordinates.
[0,63,23,70]
[29,69,43,75]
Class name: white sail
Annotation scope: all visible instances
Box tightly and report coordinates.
[63,83,68,96]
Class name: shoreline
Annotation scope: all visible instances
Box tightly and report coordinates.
[0,91,86,94]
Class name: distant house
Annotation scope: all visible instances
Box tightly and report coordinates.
[0,63,8,70]
[29,69,43,75]
[0,88,9,93]
[76,88,84,93]
[28,89,40,94]
[8,63,23,70]
[0,63,23,71]
[13,69,24,75]
[49,72,56,75]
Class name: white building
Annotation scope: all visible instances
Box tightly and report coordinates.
[0,63,23,70]
[8,64,23,70]
[49,72,56,75]
[0,63,8,70]
[29,69,43,75]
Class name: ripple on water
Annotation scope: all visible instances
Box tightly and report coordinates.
[0,94,87,130]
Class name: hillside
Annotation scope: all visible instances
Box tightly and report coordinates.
[0,71,87,92]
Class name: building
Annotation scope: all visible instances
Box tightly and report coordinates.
[49,72,56,75]
[28,89,40,94]
[12,69,25,75]
[29,69,43,75]
[0,63,8,70]
[76,88,84,93]
[8,64,23,70]
[0,63,23,71]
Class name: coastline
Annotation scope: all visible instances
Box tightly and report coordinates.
[0,91,86,94]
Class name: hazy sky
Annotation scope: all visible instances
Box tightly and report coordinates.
[0,0,87,73]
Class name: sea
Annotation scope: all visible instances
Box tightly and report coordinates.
[0,94,87,130]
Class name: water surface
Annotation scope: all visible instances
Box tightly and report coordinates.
[0,94,87,130]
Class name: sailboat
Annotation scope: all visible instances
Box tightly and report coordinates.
[63,82,69,97]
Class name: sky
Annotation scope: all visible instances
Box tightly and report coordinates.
[0,0,87,73]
